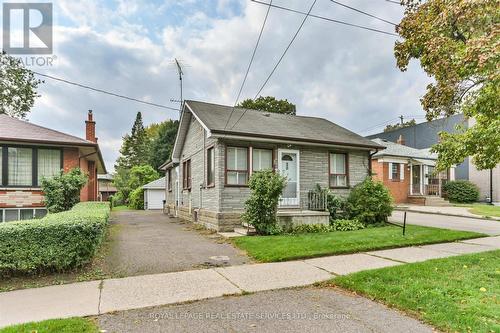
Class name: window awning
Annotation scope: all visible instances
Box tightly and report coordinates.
[411,158,436,166]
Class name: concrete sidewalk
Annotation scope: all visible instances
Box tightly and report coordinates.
[395,204,500,221]
[1,236,499,328]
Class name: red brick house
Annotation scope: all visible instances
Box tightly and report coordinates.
[371,136,455,206]
[0,111,106,222]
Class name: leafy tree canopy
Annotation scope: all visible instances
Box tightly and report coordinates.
[237,96,296,115]
[396,0,499,170]
[148,120,179,170]
[384,119,417,132]
[0,51,41,118]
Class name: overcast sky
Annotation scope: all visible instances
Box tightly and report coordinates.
[2,0,431,172]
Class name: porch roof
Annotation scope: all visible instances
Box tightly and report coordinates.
[371,138,437,160]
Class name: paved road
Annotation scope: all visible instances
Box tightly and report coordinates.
[105,210,249,276]
[97,287,433,333]
[390,210,500,236]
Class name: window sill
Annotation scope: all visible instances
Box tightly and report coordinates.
[206,184,215,189]
[329,186,350,190]
[224,184,249,188]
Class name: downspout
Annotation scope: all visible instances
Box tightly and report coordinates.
[368,149,378,176]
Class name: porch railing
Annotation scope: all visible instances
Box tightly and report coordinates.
[307,191,328,211]
[410,184,441,196]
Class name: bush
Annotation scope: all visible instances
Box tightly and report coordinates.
[331,219,365,231]
[41,168,88,213]
[243,170,287,235]
[0,202,110,276]
[346,177,393,225]
[129,187,145,210]
[443,180,480,203]
[287,224,333,234]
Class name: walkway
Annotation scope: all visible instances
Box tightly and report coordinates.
[390,210,500,236]
[396,204,500,220]
[1,235,498,328]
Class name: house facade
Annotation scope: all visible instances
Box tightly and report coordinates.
[0,111,106,222]
[98,174,117,201]
[162,101,383,231]
[371,137,455,205]
[367,114,499,203]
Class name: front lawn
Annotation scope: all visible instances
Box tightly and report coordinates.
[453,203,500,218]
[0,318,99,333]
[332,250,500,333]
[233,225,484,262]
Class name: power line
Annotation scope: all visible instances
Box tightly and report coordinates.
[233,0,273,107]
[228,0,317,131]
[329,0,398,26]
[250,0,398,37]
[32,71,180,112]
[253,0,318,100]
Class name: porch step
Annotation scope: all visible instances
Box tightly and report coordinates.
[234,227,256,236]
[424,197,451,207]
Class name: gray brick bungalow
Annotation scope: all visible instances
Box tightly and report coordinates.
[162,101,383,231]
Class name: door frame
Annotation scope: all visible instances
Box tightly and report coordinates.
[277,148,300,206]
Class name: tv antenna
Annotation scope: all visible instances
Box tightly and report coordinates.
[175,58,184,114]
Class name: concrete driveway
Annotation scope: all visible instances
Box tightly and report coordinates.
[390,210,500,236]
[97,287,433,333]
[104,210,249,276]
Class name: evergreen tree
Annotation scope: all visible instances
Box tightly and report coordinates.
[115,112,150,170]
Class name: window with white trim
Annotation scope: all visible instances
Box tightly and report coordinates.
[329,153,348,187]
[252,148,273,172]
[226,147,248,185]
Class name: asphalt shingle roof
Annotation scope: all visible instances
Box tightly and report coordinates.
[0,114,95,146]
[371,138,436,160]
[143,177,166,189]
[186,100,383,149]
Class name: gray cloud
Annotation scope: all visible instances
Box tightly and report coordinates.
[25,0,430,171]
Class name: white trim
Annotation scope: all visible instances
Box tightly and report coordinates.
[277,149,300,207]
[185,102,212,134]
[400,163,405,180]
[409,162,413,195]
[388,162,393,180]
[210,133,375,151]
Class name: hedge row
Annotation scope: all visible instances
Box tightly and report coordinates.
[0,202,110,276]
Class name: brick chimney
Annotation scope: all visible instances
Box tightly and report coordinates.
[85,110,97,143]
[397,134,405,145]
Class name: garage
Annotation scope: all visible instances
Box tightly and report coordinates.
[143,177,166,210]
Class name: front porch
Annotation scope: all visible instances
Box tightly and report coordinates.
[408,162,452,206]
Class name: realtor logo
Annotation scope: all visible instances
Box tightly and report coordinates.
[3,3,53,54]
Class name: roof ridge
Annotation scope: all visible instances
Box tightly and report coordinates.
[0,113,94,144]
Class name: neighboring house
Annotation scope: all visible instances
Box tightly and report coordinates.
[367,114,499,202]
[98,174,117,201]
[161,100,383,231]
[371,137,455,206]
[0,111,106,222]
[143,177,166,210]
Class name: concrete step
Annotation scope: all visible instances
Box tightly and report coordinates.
[234,227,257,236]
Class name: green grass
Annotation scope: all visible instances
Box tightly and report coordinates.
[332,250,500,333]
[0,318,99,333]
[453,203,500,218]
[111,205,132,212]
[233,225,484,262]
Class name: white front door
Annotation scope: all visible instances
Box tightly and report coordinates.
[278,149,300,206]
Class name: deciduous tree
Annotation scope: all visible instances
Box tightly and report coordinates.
[238,96,296,115]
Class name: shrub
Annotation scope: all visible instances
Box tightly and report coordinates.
[287,224,333,234]
[0,202,110,276]
[129,187,145,210]
[243,170,287,235]
[443,180,480,203]
[331,219,365,231]
[41,168,88,213]
[346,177,393,225]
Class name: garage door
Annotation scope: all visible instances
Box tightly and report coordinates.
[146,190,165,210]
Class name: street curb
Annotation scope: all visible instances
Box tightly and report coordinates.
[394,207,498,221]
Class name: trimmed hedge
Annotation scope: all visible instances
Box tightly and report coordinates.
[443,180,480,203]
[0,202,110,276]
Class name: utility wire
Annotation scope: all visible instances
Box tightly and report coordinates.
[251,0,398,37]
[32,71,180,111]
[253,0,317,100]
[233,0,273,107]
[329,0,398,26]
[228,0,317,131]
